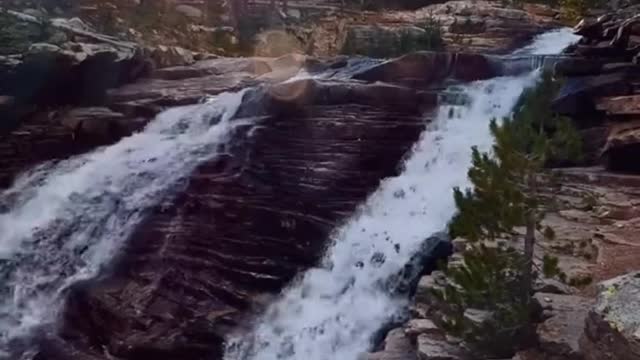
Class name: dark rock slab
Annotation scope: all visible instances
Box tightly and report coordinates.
[551,73,633,116]
[573,43,638,60]
[0,58,283,190]
[352,51,499,87]
[574,16,610,40]
[603,120,640,173]
[0,42,149,111]
[107,72,258,109]
[0,106,148,189]
[553,58,604,78]
[31,80,431,360]
[151,57,273,81]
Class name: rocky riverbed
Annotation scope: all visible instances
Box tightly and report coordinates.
[1,2,640,360]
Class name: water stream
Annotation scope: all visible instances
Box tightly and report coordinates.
[0,91,248,354]
[0,27,579,359]
[224,29,580,360]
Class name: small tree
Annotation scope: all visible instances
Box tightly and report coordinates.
[435,72,582,357]
[450,71,581,301]
[433,244,532,357]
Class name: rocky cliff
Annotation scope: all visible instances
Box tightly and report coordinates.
[4,2,640,360]
[384,6,640,360]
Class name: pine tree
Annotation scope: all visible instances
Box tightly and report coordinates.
[434,72,583,356]
[450,71,581,302]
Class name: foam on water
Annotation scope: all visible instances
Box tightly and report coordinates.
[224,30,579,360]
[0,90,248,352]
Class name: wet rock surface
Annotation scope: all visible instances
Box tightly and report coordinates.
[4,3,640,360]
[0,55,304,191]
[24,75,431,359]
[353,51,498,87]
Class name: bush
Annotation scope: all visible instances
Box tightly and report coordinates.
[438,72,583,358]
[341,20,443,58]
[0,11,51,55]
[432,245,533,357]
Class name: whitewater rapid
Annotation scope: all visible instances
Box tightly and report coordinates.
[224,29,580,360]
[0,91,248,354]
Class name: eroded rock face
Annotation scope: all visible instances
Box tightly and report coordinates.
[0,56,308,191]
[603,120,640,173]
[580,272,640,360]
[30,79,432,360]
[353,51,498,87]
[0,108,139,189]
[0,41,151,188]
[379,0,560,54]
[0,41,149,111]
[551,73,632,117]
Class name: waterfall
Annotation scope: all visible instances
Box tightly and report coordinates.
[0,90,248,354]
[224,29,580,360]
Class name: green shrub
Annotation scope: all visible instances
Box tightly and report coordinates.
[440,71,583,357]
[0,11,51,55]
[542,255,561,278]
[341,19,443,58]
[432,245,533,357]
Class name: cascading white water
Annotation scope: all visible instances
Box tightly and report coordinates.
[224,29,580,360]
[0,90,248,353]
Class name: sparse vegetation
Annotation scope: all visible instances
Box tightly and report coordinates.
[341,19,443,58]
[0,11,51,54]
[542,254,562,278]
[432,244,533,358]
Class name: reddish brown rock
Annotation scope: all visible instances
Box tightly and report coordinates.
[31,80,432,360]
[353,51,498,87]
[603,120,640,173]
[533,292,592,359]
[596,95,640,115]
[151,57,273,81]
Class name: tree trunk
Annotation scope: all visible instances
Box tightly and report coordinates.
[229,0,243,30]
[522,174,536,304]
